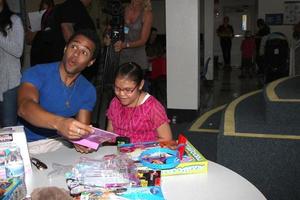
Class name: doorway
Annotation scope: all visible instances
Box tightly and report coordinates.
[219,5,256,68]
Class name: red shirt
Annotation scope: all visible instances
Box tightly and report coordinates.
[241,37,256,59]
[150,57,166,80]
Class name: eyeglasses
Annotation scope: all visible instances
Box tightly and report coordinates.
[114,85,138,95]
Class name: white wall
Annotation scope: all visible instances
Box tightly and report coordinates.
[166,0,200,110]
[258,0,295,42]
[204,0,214,80]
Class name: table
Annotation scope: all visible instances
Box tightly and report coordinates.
[25,144,266,200]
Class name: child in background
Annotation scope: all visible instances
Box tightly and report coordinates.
[106,62,172,143]
[239,30,256,78]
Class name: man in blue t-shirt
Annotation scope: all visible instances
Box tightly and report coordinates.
[18,29,100,153]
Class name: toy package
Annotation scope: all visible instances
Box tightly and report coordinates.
[118,135,208,176]
[65,154,138,195]
[77,186,165,200]
[66,154,165,200]
[0,127,28,200]
[0,127,31,174]
[71,128,119,150]
[136,170,161,187]
[0,146,27,200]
[0,178,26,200]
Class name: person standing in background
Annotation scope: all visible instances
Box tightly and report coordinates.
[58,0,95,43]
[217,16,234,70]
[146,27,161,60]
[48,0,97,81]
[255,18,270,75]
[239,30,256,78]
[26,0,56,66]
[113,0,153,83]
[0,0,24,127]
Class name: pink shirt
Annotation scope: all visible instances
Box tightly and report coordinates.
[106,95,170,143]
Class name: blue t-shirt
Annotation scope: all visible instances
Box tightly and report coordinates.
[20,62,97,142]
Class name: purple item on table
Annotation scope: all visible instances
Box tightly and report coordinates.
[71,128,119,150]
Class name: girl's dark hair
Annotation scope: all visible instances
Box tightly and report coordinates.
[115,62,144,85]
[39,0,55,11]
[0,0,14,37]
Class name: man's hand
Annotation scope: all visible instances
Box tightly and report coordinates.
[73,144,95,154]
[56,118,94,140]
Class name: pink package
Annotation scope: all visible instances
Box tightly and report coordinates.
[71,128,119,150]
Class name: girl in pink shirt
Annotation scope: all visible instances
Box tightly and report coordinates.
[106,62,172,143]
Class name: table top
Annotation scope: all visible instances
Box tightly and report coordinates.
[26,144,266,200]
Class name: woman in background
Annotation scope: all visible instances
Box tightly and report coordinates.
[0,0,24,127]
[114,0,153,90]
[106,62,172,143]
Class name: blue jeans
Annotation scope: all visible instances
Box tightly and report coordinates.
[0,87,18,127]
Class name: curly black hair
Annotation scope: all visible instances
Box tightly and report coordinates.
[67,29,101,60]
[0,0,14,37]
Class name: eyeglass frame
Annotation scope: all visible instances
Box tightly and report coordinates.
[113,84,139,95]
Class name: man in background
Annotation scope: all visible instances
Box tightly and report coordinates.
[217,16,234,70]
[255,18,270,75]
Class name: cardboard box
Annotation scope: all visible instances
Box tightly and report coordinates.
[160,140,207,176]
[0,126,31,175]
[118,140,208,176]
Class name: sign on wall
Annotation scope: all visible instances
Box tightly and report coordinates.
[265,13,283,25]
[284,1,300,24]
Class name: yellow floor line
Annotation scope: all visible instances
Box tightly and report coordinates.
[224,89,300,140]
[189,105,226,133]
[266,76,300,102]
[224,90,262,135]
[227,132,300,140]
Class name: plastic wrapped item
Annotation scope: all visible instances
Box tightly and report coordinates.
[0,146,24,180]
[77,186,165,200]
[65,154,138,195]
[47,163,73,179]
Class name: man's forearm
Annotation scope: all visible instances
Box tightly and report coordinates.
[18,100,65,131]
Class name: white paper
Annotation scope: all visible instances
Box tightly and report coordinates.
[28,10,46,32]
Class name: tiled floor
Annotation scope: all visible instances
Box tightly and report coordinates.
[200,65,263,114]
[171,65,263,135]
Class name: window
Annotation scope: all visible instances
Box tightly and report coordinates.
[242,14,247,31]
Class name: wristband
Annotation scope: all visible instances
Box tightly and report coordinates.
[139,148,180,170]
